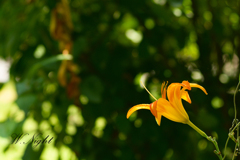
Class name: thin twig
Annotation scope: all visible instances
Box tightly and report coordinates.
[206,136,223,160]
[233,81,240,120]
[223,137,230,160]
[227,81,240,159]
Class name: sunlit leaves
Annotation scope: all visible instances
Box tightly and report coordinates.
[22,117,38,133]
[178,42,199,61]
[41,101,52,118]
[0,119,17,138]
[67,105,84,127]
[92,117,107,138]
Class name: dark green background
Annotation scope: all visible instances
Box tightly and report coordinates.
[0,0,240,159]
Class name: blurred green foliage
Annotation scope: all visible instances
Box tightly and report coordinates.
[0,0,240,159]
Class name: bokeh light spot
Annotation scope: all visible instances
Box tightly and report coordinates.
[134,118,142,128]
[125,29,143,43]
[165,149,173,158]
[230,13,239,24]
[66,124,77,135]
[198,139,207,150]
[0,59,10,83]
[145,18,155,29]
[92,117,107,138]
[23,117,38,133]
[113,11,120,19]
[118,132,127,141]
[173,8,182,17]
[211,97,224,109]
[34,44,46,59]
[63,135,72,144]
[153,0,166,5]
[191,71,203,81]
[128,111,137,121]
[41,101,52,118]
[219,74,229,84]
[80,95,89,105]
[203,11,212,21]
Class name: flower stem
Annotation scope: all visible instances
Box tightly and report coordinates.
[233,81,240,120]
[187,121,208,138]
[187,121,223,160]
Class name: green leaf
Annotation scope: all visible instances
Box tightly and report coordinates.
[0,119,17,138]
[22,142,43,160]
[26,54,73,78]
[16,94,36,114]
[16,81,31,95]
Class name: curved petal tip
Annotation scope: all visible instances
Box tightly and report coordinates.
[190,83,208,95]
[155,113,162,126]
[181,91,192,104]
[126,104,150,119]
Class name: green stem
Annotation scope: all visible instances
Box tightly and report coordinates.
[232,144,238,160]
[224,82,240,159]
[187,121,208,138]
[187,121,223,160]
[232,81,240,159]
[229,125,240,160]
[233,81,240,120]
[231,122,240,132]
[223,137,230,160]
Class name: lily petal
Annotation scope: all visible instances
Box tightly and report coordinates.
[173,85,189,121]
[157,98,189,123]
[167,81,189,101]
[181,81,191,90]
[181,90,192,104]
[190,83,208,95]
[167,83,178,103]
[126,104,150,119]
[150,101,158,117]
[155,112,162,126]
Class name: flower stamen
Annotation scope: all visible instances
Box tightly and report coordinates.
[140,81,157,101]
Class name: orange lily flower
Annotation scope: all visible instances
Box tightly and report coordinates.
[127,81,208,126]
